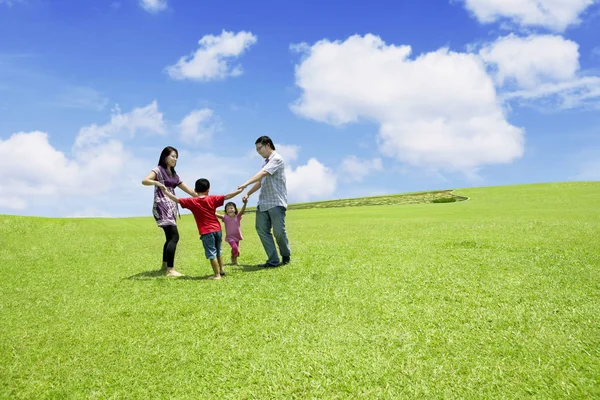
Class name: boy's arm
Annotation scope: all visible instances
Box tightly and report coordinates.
[224,188,243,200]
[161,187,180,203]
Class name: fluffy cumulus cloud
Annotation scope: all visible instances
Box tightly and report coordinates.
[459,0,595,31]
[292,34,524,174]
[139,0,167,13]
[165,30,257,82]
[179,108,222,144]
[480,34,579,88]
[0,101,173,213]
[0,131,129,210]
[340,156,382,182]
[480,34,600,109]
[75,101,165,148]
[286,158,337,202]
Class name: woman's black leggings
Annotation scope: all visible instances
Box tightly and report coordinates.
[162,225,180,269]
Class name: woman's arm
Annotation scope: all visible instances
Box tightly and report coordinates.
[178,182,198,197]
[141,171,165,190]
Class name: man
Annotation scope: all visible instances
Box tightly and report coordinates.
[239,136,291,267]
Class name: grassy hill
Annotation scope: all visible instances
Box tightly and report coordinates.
[1,182,598,398]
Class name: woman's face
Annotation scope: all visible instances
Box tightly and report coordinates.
[166,151,178,168]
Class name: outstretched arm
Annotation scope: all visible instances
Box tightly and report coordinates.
[224,188,243,200]
[215,213,224,220]
[238,198,247,216]
[178,182,198,197]
[238,169,269,191]
[161,187,180,204]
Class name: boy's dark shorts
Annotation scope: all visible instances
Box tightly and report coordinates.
[200,231,222,260]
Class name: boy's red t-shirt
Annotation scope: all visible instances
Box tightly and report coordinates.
[179,195,225,235]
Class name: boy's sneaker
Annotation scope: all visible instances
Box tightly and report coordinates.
[281,256,291,265]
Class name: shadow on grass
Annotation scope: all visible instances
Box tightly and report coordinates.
[126,270,214,281]
[125,266,263,280]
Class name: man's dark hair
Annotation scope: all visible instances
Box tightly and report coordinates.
[255,136,275,150]
[194,178,210,193]
[158,146,178,175]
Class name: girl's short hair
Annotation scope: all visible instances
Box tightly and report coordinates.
[224,202,238,214]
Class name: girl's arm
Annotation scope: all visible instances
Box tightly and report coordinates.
[215,213,224,220]
[142,171,165,190]
[178,182,198,197]
[238,201,247,216]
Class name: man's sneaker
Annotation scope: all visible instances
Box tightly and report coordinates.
[258,262,280,268]
[281,256,290,265]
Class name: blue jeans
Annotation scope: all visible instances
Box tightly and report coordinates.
[256,206,290,265]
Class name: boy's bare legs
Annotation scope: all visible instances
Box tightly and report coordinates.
[218,256,226,276]
[208,259,221,280]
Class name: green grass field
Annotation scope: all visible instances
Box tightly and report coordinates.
[1,182,599,398]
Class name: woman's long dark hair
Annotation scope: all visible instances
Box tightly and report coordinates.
[158,146,178,176]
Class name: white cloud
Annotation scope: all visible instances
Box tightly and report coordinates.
[74,101,165,148]
[502,76,600,109]
[274,144,299,163]
[480,35,600,109]
[286,158,337,202]
[340,156,383,182]
[140,0,167,13]
[0,131,130,210]
[459,0,595,31]
[480,34,579,88]
[179,108,222,144]
[165,30,257,82]
[292,34,524,174]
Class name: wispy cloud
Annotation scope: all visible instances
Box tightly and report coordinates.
[139,0,167,13]
[55,86,108,111]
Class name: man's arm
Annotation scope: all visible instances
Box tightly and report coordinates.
[242,182,261,203]
[161,187,180,203]
[238,169,269,190]
[224,188,243,201]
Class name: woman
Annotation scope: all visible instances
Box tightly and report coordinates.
[142,146,197,276]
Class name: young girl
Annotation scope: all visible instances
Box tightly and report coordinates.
[216,198,247,265]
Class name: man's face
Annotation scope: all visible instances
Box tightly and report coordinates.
[256,143,269,158]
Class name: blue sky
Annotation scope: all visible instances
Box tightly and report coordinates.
[1,0,599,217]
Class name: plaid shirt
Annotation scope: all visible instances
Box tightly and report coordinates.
[258,151,287,211]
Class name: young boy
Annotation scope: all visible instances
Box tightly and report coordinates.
[162,178,242,280]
